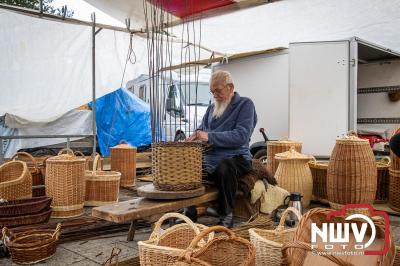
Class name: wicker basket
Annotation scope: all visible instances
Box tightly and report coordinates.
[231,213,273,240]
[389,169,400,212]
[0,161,32,200]
[308,160,328,202]
[110,143,136,187]
[266,140,302,176]
[282,207,396,266]
[394,246,400,266]
[274,147,314,207]
[249,207,302,266]
[84,155,121,206]
[0,196,52,217]
[0,208,52,228]
[138,213,211,266]
[45,150,86,218]
[152,142,203,191]
[327,136,377,206]
[3,223,62,264]
[375,157,391,204]
[391,150,400,170]
[12,152,45,197]
[170,226,256,266]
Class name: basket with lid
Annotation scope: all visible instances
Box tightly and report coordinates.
[45,149,86,218]
[267,140,302,176]
[110,143,136,187]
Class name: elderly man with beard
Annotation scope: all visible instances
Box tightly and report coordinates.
[185,70,257,227]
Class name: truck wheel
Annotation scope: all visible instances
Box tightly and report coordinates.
[254,149,267,164]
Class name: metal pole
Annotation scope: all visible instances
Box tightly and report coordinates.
[91,13,97,158]
[67,137,70,149]
[39,0,43,15]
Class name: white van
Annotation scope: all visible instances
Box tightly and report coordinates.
[127,70,212,141]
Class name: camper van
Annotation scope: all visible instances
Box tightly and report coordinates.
[127,70,212,141]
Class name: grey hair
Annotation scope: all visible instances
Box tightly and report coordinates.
[210,70,234,86]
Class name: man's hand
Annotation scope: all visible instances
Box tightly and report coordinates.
[186,132,198,142]
[186,131,209,142]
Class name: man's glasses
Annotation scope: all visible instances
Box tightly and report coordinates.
[210,84,231,94]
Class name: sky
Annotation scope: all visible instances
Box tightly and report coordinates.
[51,0,124,26]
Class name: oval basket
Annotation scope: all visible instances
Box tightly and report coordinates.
[0,196,52,217]
[0,161,32,200]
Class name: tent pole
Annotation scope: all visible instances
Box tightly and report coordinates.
[91,12,97,158]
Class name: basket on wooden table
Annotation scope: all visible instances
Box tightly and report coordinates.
[274,147,314,207]
[249,207,302,266]
[0,160,32,200]
[2,223,62,265]
[375,157,391,204]
[327,136,377,210]
[308,160,328,202]
[12,152,45,197]
[389,169,400,212]
[84,155,121,206]
[45,148,86,218]
[168,226,256,266]
[267,140,302,176]
[282,207,396,266]
[110,143,136,187]
[152,142,203,191]
[138,213,212,266]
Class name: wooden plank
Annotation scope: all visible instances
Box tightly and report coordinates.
[92,187,218,223]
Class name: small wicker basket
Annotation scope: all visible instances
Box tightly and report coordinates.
[389,169,400,212]
[110,143,136,187]
[249,207,302,266]
[84,155,121,206]
[12,152,45,196]
[152,142,203,191]
[3,224,62,265]
[308,160,328,202]
[266,140,302,176]
[375,157,391,204]
[0,161,32,200]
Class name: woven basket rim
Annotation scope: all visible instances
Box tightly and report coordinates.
[0,161,29,187]
[152,142,205,148]
[85,170,121,180]
[267,140,302,145]
[110,143,137,150]
[308,161,329,169]
[46,155,86,163]
[336,137,369,144]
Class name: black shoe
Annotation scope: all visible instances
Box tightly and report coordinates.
[218,212,234,228]
[205,207,219,218]
[176,206,198,224]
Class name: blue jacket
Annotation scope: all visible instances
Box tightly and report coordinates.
[198,92,257,173]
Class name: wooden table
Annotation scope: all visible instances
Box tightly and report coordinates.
[92,187,218,240]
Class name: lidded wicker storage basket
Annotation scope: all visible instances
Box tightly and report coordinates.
[84,155,121,206]
[282,207,396,266]
[274,147,314,207]
[110,143,136,187]
[0,161,32,200]
[3,224,62,265]
[308,160,328,202]
[152,142,203,191]
[12,152,45,197]
[249,207,302,266]
[45,149,86,218]
[327,136,377,207]
[389,169,400,212]
[267,140,302,176]
[375,157,391,204]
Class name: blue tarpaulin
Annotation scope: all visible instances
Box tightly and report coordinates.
[90,88,152,156]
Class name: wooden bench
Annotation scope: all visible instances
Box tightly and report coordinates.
[92,187,218,241]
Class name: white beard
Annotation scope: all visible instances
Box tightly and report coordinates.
[212,100,230,119]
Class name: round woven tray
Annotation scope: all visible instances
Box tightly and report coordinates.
[137,183,206,199]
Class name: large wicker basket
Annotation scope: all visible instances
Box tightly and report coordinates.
[389,169,400,212]
[282,207,396,266]
[110,143,136,187]
[138,213,211,266]
[390,150,400,170]
[170,226,256,266]
[266,140,302,176]
[0,196,52,217]
[152,142,203,191]
[375,157,391,204]
[308,160,328,202]
[249,207,302,266]
[274,147,314,207]
[3,224,62,265]
[0,161,32,200]
[45,149,86,218]
[84,155,121,206]
[327,136,377,206]
[0,208,52,228]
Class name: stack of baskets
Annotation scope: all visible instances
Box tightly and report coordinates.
[266,140,302,176]
[375,157,391,204]
[45,149,86,218]
[0,160,32,200]
[12,152,45,197]
[308,160,329,203]
[152,142,203,191]
[110,143,136,187]
[84,155,121,206]
[389,145,400,212]
[2,223,62,264]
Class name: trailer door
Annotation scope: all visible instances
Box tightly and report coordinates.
[289,41,350,156]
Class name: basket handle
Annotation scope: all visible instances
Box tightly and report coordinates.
[380,156,391,166]
[187,225,235,250]
[74,151,85,157]
[2,227,15,245]
[92,154,101,173]
[51,223,62,240]
[276,207,302,231]
[282,241,354,266]
[58,148,75,156]
[11,152,39,172]
[149,213,201,242]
